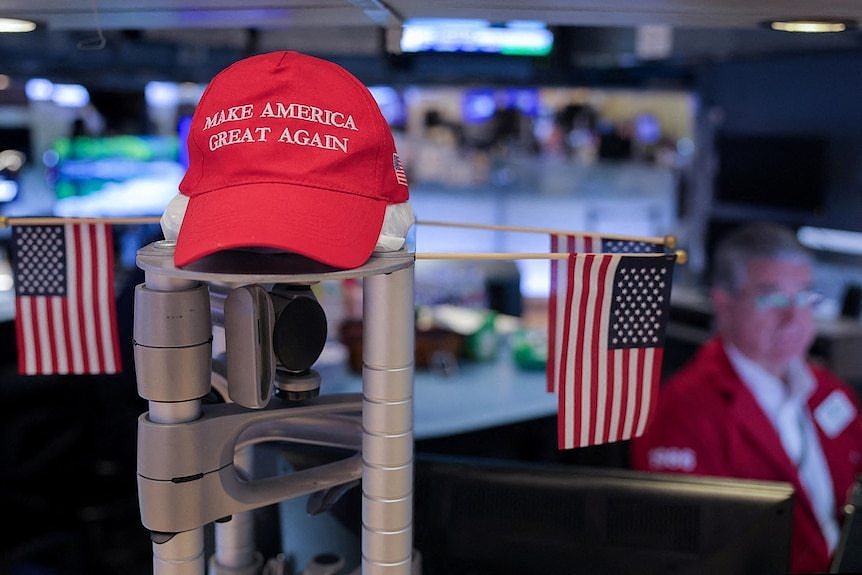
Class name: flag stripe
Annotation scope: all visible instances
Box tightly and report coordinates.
[94,224,114,372]
[586,255,617,446]
[593,255,614,445]
[608,350,623,442]
[545,234,560,392]
[618,349,632,441]
[77,225,100,372]
[547,233,598,393]
[66,225,86,373]
[576,255,595,447]
[557,251,581,448]
[45,296,60,373]
[43,296,53,373]
[89,225,108,371]
[630,349,649,436]
[583,255,603,446]
[622,349,638,439]
[15,297,31,374]
[36,296,52,374]
[50,296,69,374]
[98,223,121,372]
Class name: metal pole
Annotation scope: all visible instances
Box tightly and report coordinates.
[209,446,263,574]
[136,266,211,574]
[361,264,415,574]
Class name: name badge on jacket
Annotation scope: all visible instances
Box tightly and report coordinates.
[814,390,857,438]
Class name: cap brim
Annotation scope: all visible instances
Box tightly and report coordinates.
[173,183,387,269]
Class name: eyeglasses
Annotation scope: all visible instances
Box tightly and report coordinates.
[753,290,824,311]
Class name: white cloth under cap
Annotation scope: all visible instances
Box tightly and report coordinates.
[160,193,414,255]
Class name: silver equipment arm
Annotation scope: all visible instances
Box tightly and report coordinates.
[133,241,416,575]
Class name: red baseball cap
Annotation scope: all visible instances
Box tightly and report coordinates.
[174,51,410,269]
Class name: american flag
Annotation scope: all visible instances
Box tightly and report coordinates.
[557,253,675,449]
[547,233,666,392]
[12,223,121,375]
[393,153,409,186]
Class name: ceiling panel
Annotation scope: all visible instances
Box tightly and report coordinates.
[0,0,861,30]
[0,1,858,89]
[389,0,862,29]
[2,2,387,30]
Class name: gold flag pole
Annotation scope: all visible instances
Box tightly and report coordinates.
[0,215,674,246]
[0,215,162,227]
[416,251,686,262]
[416,218,676,249]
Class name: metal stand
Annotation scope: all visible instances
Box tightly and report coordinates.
[133,240,415,575]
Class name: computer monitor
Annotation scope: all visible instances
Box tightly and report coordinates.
[48,133,184,218]
[713,132,828,216]
[414,454,795,575]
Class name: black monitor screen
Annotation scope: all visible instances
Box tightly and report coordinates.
[714,133,828,214]
[414,454,795,575]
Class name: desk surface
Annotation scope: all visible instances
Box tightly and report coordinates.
[316,345,557,440]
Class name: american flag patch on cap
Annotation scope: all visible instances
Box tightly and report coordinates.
[393,153,408,186]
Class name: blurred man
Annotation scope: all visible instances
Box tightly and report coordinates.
[630,221,862,573]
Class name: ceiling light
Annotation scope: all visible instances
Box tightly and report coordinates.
[765,19,856,33]
[797,226,862,256]
[0,18,36,33]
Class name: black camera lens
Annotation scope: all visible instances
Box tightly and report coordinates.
[272,293,328,372]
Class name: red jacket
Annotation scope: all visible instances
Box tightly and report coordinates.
[630,337,862,573]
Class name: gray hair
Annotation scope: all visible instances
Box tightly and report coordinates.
[711,222,813,292]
